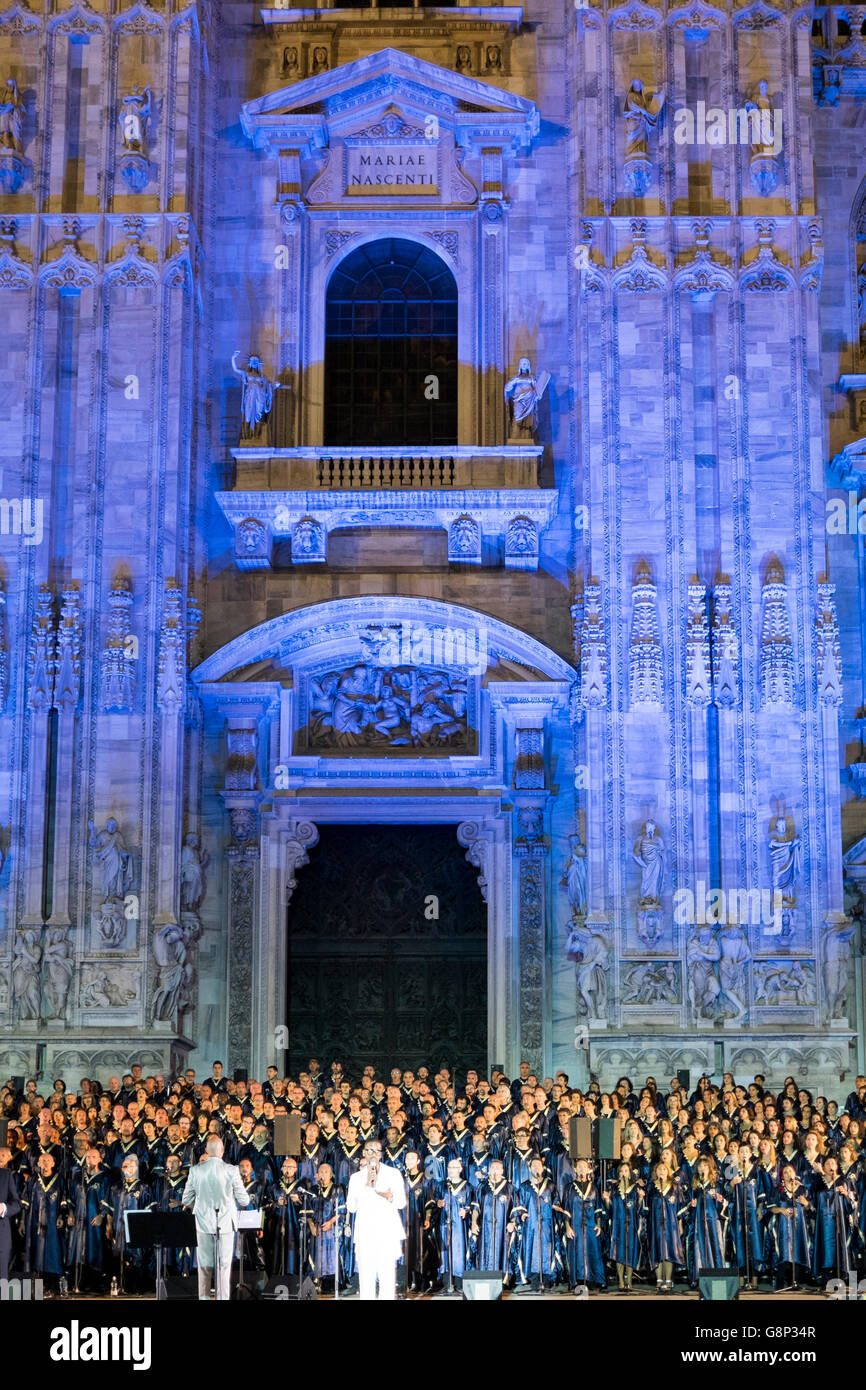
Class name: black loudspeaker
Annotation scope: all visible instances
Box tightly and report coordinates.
[462,1271,503,1301]
[161,1275,199,1300]
[677,1069,690,1090]
[569,1116,593,1160]
[0,1119,8,1148]
[232,1271,266,1301]
[233,1069,248,1084]
[698,1268,739,1301]
[274,1114,301,1157]
[261,1274,297,1299]
[598,1116,622,1162]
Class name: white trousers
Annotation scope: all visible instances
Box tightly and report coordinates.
[357,1256,397,1301]
[196,1229,235,1301]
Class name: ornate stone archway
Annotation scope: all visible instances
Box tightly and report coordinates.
[192,595,574,1078]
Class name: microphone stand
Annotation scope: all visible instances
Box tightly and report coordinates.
[296,1189,313,1300]
[213,1204,221,1301]
[334,1191,342,1302]
[739,1176,752,1291]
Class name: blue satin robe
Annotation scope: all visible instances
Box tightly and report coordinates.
[811,1178,856,1280]
[685,1182,727,1283]
[472,1179,515,1272]
[606,1182,643,1268]
[767,1183,812,1272]
[646,1183,685,1267]
[559,1178,606,1286]
[516,1178,558,1279]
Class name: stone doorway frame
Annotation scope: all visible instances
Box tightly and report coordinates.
[246,794,511,1080]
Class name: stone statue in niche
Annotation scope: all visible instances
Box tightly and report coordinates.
[768,814,802,906]
[567,922,609,1019]
[822,918,856,1018]
[180,832,208,914]
[0,77,25,192]
[717,922,751,1021]
[152,916,202,1022]
[96,899,126,949]
[485,45,502,71]
[12,928,41,1020]
[41,926,74,1019]
[306,663,469,751]
[0,77,23,152]
[623,79,664,196]
[118,86,152,192]
[456,46,472,73]
[312,46,329,75]
[505,358,550,436]
[745,79,780,195]
[231,352,285,440]
[282,47,299,76]
[633,819,665,903]
[561,832,588,922]
[89,817,134,903]
[686,925,721,1019]
[119,86,151,153]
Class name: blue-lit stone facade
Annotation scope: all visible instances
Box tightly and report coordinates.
[2,0,865,1091]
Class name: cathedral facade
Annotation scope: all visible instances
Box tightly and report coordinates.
[2,0,865,1092]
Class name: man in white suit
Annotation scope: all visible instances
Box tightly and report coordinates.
[182,1136,250,1300]
[346,1140,406,1301]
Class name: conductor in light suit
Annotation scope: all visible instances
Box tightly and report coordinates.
[346,1140,407,1301]
[182,1136,250,1300]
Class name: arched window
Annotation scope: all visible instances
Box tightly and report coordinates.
[324,237,458,447]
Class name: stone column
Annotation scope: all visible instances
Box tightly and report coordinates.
[513,805,549,1079]
[224,802,261,1072]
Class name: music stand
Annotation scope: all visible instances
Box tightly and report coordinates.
[125,1210,198,1300]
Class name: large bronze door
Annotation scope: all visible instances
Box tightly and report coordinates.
[286,824,487,1080]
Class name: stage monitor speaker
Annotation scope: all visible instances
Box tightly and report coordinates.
[232,1271,266,1301]
[233,1068,248,1084]
[677,1069,690,1090]
[274,1113,301,1157]
[598,1116,622,1162]
[161,1275,199,1301]
[0,1119,7,1149]
[698,1268,739,1301]
[462,1271,503,1302]
[261,1274,303,1300]
[569,1116,593,1161]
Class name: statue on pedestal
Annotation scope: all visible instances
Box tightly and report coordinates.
[504,357,550,436]
[12,929,42,1020]
[231,352,285,441]
[562,832,587,922]
[823,918,855,1018]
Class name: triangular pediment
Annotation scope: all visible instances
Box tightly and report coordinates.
[241,46,538,148]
